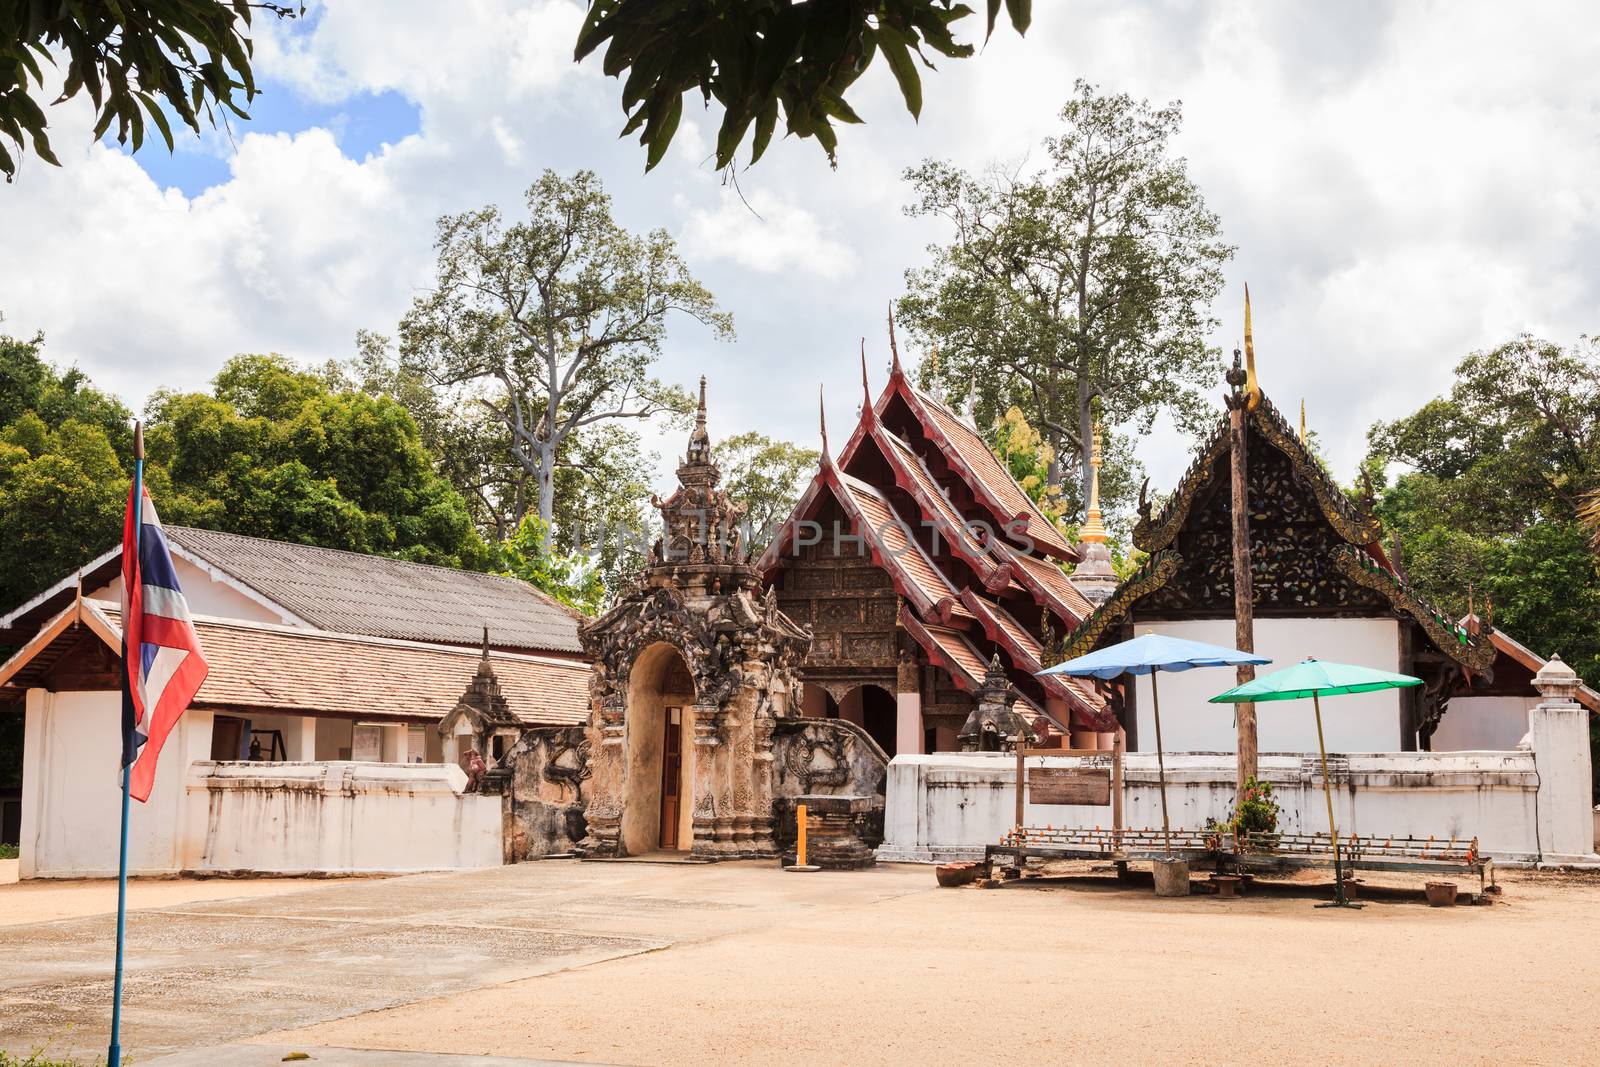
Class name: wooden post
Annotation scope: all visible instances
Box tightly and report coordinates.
[1229,398,1258,789]
[1014,746,1025,830]
[1151,673,1172,856]
[1111,724,1125,850]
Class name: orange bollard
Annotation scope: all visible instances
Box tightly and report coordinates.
[784,802,820,872]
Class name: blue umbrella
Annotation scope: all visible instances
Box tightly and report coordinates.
[1041,633,1271,855]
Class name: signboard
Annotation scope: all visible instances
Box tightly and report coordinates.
[1029,766,1112,806]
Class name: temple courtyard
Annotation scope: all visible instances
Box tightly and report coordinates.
[0,861,1596,1066]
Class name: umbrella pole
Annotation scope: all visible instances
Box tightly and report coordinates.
[1312,692,1358,909]
[1151,673,1172,856]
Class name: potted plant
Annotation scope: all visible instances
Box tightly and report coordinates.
[1228,776,1282,851]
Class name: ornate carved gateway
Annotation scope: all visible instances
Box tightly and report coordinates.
[579,380,814,859]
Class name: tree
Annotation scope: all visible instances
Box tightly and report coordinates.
[0,1,301,182]
[1367,334,1600,685]
[355,333,671,603]
[146,354,488,568]
[0,323,132,607]
[393,170,730,544]
[896,80,1231,511]
[575,1,1031,172]
[712,431,818,552]
[496,514,605,615]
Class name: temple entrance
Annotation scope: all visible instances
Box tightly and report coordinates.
[620,642,696,855]
[839,684,897,759]
[659,707,683,849]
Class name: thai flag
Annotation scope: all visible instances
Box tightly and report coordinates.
[121,484,210,803]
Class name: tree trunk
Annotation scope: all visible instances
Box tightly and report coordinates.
[1076,378,1094,511]
[536,440,557,551]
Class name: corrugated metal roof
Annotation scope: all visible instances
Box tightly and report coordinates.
[166,526,585,655]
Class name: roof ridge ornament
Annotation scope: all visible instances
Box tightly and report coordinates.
[859,339,873,422]
[819,384,831,463]
[887,303,901,375]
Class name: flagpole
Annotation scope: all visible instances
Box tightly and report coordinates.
[108,422,143,1067]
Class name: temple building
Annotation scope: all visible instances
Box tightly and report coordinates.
[1058,381,1595,753]
[759,337,1114,757]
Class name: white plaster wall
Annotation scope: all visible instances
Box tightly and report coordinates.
[1433,696,1536,752]
[88,553,294,625]
[180,761,502,874]
[19,690,500,877]
[19,690,212,878]
[880,749,1547,864]
[1130,617,1402,753]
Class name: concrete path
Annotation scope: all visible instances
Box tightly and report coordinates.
[0,859,716,1064]
[143,1042,610,1066]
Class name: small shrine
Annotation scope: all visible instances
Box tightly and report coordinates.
[578,379,814,859]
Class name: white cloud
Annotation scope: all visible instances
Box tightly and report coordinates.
[680,188,857,281]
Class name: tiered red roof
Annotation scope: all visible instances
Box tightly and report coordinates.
[760,347,1111,731]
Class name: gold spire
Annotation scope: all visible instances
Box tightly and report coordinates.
[1243,283,1261,412]
[1079,421,1108,544]
[1299,398,1306,444]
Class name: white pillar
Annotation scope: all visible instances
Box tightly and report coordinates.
[380,723,408,763]
[895,691,922,756]
[285,716,317,761]
[18,688,46,879]
[1527,656,1599,865]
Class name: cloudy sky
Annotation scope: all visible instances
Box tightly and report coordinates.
[3,0,1598,499]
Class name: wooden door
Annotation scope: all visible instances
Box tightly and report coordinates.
[659,707,682,849]
[210,716,244,761]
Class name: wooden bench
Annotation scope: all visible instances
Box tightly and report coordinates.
[1235,831,1497,895]
[983,825,1223,879]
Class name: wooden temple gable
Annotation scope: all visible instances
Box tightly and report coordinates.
[1061,392,1496,682]
[760,345,1112,732]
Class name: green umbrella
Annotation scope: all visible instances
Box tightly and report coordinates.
[1210,659,1423,908]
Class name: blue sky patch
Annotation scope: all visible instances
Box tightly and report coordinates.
[109,83,420,198]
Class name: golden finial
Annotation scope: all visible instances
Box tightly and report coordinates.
[1243,283,1261,412]
[1079,421,1108,544]
[1299,398,1306,444]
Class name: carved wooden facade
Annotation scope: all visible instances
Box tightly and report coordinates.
[760,344,1112,752]
[1064,390,1497,747]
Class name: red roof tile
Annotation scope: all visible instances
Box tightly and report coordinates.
[5,602,591,726]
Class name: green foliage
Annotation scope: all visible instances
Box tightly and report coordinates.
[0,1,301,182]
[1231,776,1280,836]
[0,842,17,859]
[495,515,604,616]
[897,81,1230,523]
[0,325,131,608]
[392,170,725,547]
[145,354,488,570]
[1367,335,1600,783]
[576,1,1031,171]
[712,431,818,552]
[990,405,1067,527]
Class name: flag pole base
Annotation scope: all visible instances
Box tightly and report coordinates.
[784,865,821,873]
[1315,899,1364,910]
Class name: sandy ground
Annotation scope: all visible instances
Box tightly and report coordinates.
[6,859,1599,1066]
[268,862,1600,1067]
[0,865,359,926]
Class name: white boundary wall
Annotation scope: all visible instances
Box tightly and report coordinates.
[18,688,501,878]
[880,704,1598,866]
